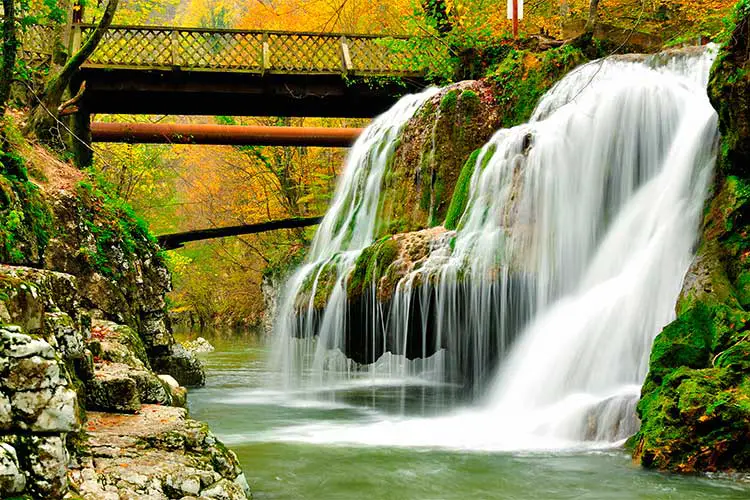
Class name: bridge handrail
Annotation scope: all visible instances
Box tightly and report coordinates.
[74,23,416,40]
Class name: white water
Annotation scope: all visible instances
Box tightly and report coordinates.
[270,46,719,449]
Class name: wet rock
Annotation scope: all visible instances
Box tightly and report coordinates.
[152,343,206,387]
[201,478,247,499]
[183,336,215,354]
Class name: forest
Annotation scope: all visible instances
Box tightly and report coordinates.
[0,0,749,498]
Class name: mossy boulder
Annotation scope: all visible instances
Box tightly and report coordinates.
[376,81,502,237]
[633,1,750,472]
[709,0,750,178]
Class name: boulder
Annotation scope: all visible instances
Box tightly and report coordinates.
[151,344,206,387]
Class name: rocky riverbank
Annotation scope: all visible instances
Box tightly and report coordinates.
[0,129,250,498]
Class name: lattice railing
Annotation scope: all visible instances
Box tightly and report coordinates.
[77,24,440,76]
[20,24,55,64]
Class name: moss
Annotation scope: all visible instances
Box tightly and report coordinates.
[375,81,502,239]
[645,304,714,386]
[347,237,399,300]
[0,173,54,266]
[634,364,750,472]
[635,10,750,469]
[444,149,480,230]
[459,89,480,109]
[75,178,160,279]
[312,258,341,309]
[439,89,459,114]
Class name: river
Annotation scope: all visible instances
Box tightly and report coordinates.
[186,337,750,500]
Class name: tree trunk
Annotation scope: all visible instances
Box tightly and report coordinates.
[584,0,600,34]
[26,0,119,144]
[0,0,18,117]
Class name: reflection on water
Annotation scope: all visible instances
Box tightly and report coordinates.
[187,338,750,500]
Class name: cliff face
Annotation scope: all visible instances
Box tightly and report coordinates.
[0,129,247,498]
[1,139,203,387]
[632,1,750,472]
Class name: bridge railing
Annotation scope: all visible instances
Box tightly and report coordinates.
[20,24,56,65]
[70,24,448,77]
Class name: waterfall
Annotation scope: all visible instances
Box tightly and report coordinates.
[270,46,719,447]
[270,87,441,387]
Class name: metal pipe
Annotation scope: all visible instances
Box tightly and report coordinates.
[91,122,363,147]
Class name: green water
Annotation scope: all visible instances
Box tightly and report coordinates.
[186,337,750,500]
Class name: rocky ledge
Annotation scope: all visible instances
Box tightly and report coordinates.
[0,265,248,498]
[70,406,248,500]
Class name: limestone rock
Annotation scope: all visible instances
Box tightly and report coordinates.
[45,311,85,359]
[19,434,70,499]
[183,336,215,354]
[201,478,247,499]
[6,355,62,391]
[157,374,179,388]
[86,367,141,414]
[151,343,206,387]
[0,391,12,430]
[1,328,55,359]
[69,406,250,500]
[0,442,26,495]
[30,386,79,432]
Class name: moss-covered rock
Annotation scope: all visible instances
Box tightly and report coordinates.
[376,81,502,237]
[633,0,750,472]
[347,236,401,301]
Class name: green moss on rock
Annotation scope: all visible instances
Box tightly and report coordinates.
[376,81,502,238]
[347,237,399,300]
[445,149,480,230]
[74,180,160,280]
[634,2,750,472]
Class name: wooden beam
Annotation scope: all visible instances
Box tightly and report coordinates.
[91,122,363,147]
[157,216,324,250]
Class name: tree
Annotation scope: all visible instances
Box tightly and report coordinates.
[0,0,18,116]
[25,0,119,144]
[584,0,601,33]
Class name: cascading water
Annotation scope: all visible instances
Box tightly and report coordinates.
[270,46,719,448]
[270,87,441,387]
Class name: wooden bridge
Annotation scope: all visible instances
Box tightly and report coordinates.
[23,23,445,118]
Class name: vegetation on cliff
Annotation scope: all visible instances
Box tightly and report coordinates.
[632,0,750,472]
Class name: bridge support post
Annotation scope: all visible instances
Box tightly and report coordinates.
[70,107,92,168]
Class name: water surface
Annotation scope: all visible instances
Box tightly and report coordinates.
[187,338,750,500]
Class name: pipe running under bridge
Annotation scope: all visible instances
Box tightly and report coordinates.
[91,122,364,147]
